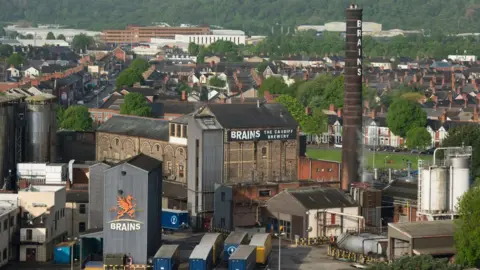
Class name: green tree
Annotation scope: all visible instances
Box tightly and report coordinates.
[256,61,269,73]
[7,53,25,67]
[0,44,13,58]
[274,95,307,128]
[259,77,289,97]
[71,34,94,53]
[455,180,480,268]
[209,76,226,88]
[56,106,65,125]
[369,255,461,270]
[24,34,34,39]
[302,108,328,139]
[321,75,344,109]
[120,92,152,117]
[59,106,93,131]
[386,99,427,138]
[441,125,480,177]
[0,26,5,37]
[116,68,144,88]
[296,74,332,108]
[406,127,432,150]
[129,58,149,73]
[57,34,66,40]
[188,42,199,55]
[46,32,56,40]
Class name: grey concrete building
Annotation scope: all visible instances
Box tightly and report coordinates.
[187,103,299,228]
[65,191,89,237]
[88,162,112,230]
[213,184,233,230]
[103,154,162,265]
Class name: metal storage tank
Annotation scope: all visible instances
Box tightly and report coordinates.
[224,232,249,260]
[189,244,213,270]
[336,233,387,256]
[248,233,272,264]
[421,167,448,212]
[24,95,56,162]
[228,245,256,270]
[0,97,17,189]
[450,157,470,211]
[199,233,224,265]
[153,244,180,270]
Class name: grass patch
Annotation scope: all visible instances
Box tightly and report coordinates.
[306,148,432,170]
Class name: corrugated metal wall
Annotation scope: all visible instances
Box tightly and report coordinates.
[201,130,224,214]
[88,162,111,229]
[213,184,233,230]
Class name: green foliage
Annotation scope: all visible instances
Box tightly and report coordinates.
[275,95,308,127]
[46,32,55,40]
[369,255,462,270]
[441,125,480,177]
[188,42,199,55]
[0,26,5,36]
[275,95,327,135]
[406,127,432,150]
[24,33,34,39]
[7,53,25,67]
[57,34,66,40]
[259,77,289,97]
[120,93,152,117]
[129,58,149,73]
[116,69,144,88]
[56,106,65,124]
[386,99,427,138]
[302,108,328,136]
[178,82,191,93]
[0,44,13,58]
[208,76,226,88]
[256,61,269,73]
[71,34,94,53]
[455,180,480,268]
[322,75,344,109]
[59,106,92,131]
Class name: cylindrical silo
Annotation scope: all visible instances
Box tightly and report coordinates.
[24,96,56,162]
[450,157,470,212]
[0,97,18,189]
[422,167,448,212]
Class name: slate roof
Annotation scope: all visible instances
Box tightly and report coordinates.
[66,191,89,203]
[97,115,169,141]
[288,187,357,209]
[206,103,298,129]
[121,87,157,96]
[126,153,162,172]
[160,101,204,115]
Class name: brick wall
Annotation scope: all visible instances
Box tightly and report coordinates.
[393,204,417,223]
[298,157,341,182]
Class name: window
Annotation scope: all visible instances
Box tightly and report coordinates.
[170,124,175,136]
[3,219,7,231]
[2,248,6,260]
[178,165,184,178]
[167,161,172,174]
[114,138,119,146]
[79,204,86,214]
[261,147,267,158]
[258,190,271,197]
[156,145,160,152]
[176,124,181,137]
[79,222,86,233]
[182,125,187,138]
[331,214,336,225]
[178,148,184,156]
[221,192,225,202]
[26,229,32,241]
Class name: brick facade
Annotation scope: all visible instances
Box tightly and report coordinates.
[297,157,341,182]
[223,139,297,183]
[96,132,187,183]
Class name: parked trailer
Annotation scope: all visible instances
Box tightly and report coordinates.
[249,233,272,264]
[199,233,224,265]
[84,261,104,270]
[54,241,76,264]
[153,244,180,270]
[336,233,388,256]
[162,209,189,230]
[224,232,249,260]
[228,245,256,270]
[189,244,213,270]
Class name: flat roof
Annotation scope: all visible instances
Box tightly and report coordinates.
[388,220,454,239]
[154,245,179,258]
[190,244,212,260]
[0,199,18,218]
[19,185,65,192]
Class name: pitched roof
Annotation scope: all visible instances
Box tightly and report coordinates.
[126,154,162,172]
[97,115,169,141]
[206,103,298,129]
[288,187,357,209]
[121,87,157,96]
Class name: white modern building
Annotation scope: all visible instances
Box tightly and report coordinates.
[16,39,70,47]
[3,25,101,42]
[0,194,20,268]
[17,163,68,185]
[448,55,477,62]
[132,45,162,56]
[18,185,67,262]
[297,22,382,33]
[175,34,246,46]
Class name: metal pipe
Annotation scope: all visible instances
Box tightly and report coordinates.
[433,147,464,165]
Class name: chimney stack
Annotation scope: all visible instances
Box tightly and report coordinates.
[440,109,447,123]
[329,104,335,112]
[370,108,377,119]
[303,71,309,81]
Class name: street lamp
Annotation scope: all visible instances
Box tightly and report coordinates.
[66,237,78,270]
[274,226,286,270]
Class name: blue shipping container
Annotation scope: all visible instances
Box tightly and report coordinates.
[224,232,248,260]
[162,209,189,230]
[153,245,180,270]
[54,241,76,264]
[189,244,213,270]
[228,246,256,270]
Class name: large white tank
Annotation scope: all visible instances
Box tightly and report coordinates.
[336,233,387,256]
[450,157,470,212]
[422,167,448,212]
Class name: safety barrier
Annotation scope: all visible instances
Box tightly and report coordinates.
[103,265,152,270]
[327,245,383,264]
[295,236,332,246]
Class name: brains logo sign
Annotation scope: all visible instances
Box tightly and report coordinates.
[108,194,143,231]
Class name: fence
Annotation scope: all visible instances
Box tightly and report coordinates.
[327,245,385,264]
[103,265,152,270]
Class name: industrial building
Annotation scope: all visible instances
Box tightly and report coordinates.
[0,194,20,268]
[103,154,162,265]
[297,21,382,33]
[387,220,455,259]
[88,162,113,230]
[187,103,299,228]
[266,187,361,241]
[102,25,211,44]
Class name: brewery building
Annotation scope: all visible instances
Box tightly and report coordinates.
[187,102,299,227]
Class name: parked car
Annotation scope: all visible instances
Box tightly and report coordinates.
[334,144,342,148]
[410,149,420,154]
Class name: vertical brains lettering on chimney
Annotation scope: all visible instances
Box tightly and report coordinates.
[342,4,363,191]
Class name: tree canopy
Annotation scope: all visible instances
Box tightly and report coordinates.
[59,105,93,131]
[115,59,149,88]
[7,53,25,67]
[71,34,94,53]
[406,127,432,150]
[258,77,289,97]
[0,44,13,58]
[209,76,226,88]
[46,32,55,40]
[57,34,66,40]
[441,125,480,177]
[386,99,427,138]
[274,95,327,135]
[120,92,152,117]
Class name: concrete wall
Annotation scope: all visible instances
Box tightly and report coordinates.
[88,162,110,229]
[306,207,360,238]
[213,185,233,230]
[65,201,88,237]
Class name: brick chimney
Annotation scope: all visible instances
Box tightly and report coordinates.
[474,107,479,122]
[433,102,437,111]
[448,92,453,108]
[370,108,377,119]
[441,76,445,87]
[337,108,342,118]
[329,104,335,112]
[181,91,186,101]
[399,76,404,83]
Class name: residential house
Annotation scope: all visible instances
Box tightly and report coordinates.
[262,64,278,78]
[324,56,345,67]
[22,66,40,78]
[245,56,265,63]
[370,58,392,70]
[6,66,20,81]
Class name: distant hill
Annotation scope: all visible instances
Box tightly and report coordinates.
[0,0,479,34]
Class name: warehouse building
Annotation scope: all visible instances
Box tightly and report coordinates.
[103,154,162,265]
[387,220,455,260]
[187,103,299,228]
[266,187,361,241]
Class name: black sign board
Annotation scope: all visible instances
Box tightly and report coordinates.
[227,129,296,142]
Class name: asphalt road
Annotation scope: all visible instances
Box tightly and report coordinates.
[85,83,114,109]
